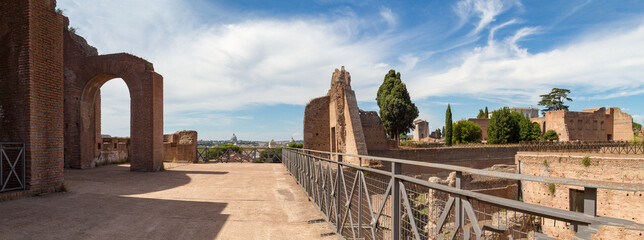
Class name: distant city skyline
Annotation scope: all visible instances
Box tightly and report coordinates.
[59,0,644,140]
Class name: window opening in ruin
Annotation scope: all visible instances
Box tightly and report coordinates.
[100,78,130,139]
[97,143,101,149]
[569,120,574,130]
[607,134,612,141]
[578,120,582,130]
[569,189,584,213]
[114,143,117,149]
[601,121,604,130]
[593,120,598,130]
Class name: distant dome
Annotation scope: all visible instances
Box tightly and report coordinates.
[230,133,238,143]
[289,137,295,143]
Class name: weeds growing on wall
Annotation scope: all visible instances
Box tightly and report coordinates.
[582,156,590,167]
[548,184,556,195]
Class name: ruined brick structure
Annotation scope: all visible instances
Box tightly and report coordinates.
[303,67,395,164]
[516,152,644,239]
[531,107,634,141]
[412,119,429,141]
[467,118,489,141]
[163,131,198,163]
[0,0,65,193]
[0,0,163,194]
[96,137,130,165]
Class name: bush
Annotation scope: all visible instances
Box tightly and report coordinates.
[519,116,541,141]
[582,156,590,167]
[207,144,241,158]
[288,142,303,148]
[399,133,411,140]
[258,147,282,163]
[452,121,482,144]
[543,130,558,141]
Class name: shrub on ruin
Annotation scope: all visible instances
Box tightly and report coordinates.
[376,69,419,142]
[451,121,482,144]
[582,156,590,167]
[543,130,558,141]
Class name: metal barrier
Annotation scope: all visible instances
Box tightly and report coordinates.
[1,142,25,193]
[520,141,644,154]
[282,148,644,240]
[196,147,282,163]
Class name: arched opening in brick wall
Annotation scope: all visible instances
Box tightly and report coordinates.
[95,78,131,166]
[64,53,164,172]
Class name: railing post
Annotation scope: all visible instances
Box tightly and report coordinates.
[455,171,463,232]
[391,162,401,239]
[336,154,343,232]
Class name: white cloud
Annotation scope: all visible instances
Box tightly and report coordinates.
[454,0,521,34]
[409,21,644,105]
[633,114,643,124]
[379,7,397,29]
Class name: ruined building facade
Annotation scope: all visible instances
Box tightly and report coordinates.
[412,119,429,140]
[0,0,164,194]
[303,67,395,164]
[531,107,634,141]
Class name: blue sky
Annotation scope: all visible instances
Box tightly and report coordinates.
[58,0,644,141]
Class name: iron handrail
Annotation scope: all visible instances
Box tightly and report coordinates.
[286,147,644,192]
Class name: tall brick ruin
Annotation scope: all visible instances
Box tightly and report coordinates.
[303,67,395,164]
[0,0,164,194]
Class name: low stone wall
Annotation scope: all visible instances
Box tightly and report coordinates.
[163,130,198,163]
[516,151,644,239]
[94,137,130,166]
[370,146,519,175]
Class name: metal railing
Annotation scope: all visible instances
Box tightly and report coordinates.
[196,147,282,163]
[1,142,26,193]
[282,147,644,240]
[520,141,644,154]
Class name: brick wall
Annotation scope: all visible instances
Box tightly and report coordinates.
[303,96,330,152]
[371,146,518,175]
[516,152,644,239]
[0,0,65,193]
[163,130,197,163]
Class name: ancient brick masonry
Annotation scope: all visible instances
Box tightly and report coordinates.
[0,0,65,193]
[163,131,198,163]
[63,21,164,172]
[303,67,395,164]
[0,0,164,195]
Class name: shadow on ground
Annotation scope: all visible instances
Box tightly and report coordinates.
[0,164,229,240]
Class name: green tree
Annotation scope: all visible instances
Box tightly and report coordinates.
[543,130,559,141]
[445,104,453,146]
[485,107,489,118]
[452,121,482,144]
[487,107,522,144]
[435,128,442,139]
[477,109,486,119]
[399,133,411,140]
[376,70,419,142]
[538,88,572,115]
[634,122,642,135]
[519,115,541,141]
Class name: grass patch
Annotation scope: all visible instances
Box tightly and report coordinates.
[548,184,556,195]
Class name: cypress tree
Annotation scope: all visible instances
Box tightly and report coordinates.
[445,104,453,146]
[484,107,489,119]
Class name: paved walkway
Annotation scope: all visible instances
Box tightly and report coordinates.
[0,163,338,240]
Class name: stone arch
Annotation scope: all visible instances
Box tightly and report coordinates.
[65,53,163,171]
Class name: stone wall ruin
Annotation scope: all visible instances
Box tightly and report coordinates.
[303,67,396,164]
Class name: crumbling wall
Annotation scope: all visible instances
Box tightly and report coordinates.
[516,152,644,239]
[163,131,197,163]
[610,108,634,141]
[303,96,330,152]
[360,110,396,150]
[94,137,130,165]
[0,0,65,193]
[371,146,519,175]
